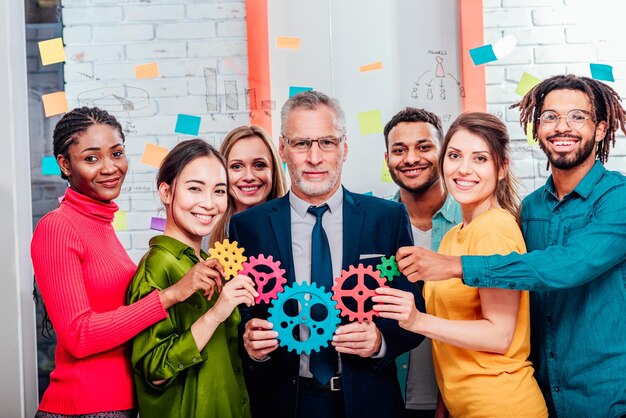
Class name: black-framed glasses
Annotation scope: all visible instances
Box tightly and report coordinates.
[282,135,345,152]
[539,110,594,129]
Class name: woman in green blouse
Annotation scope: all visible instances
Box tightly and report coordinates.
[128,139,257,418]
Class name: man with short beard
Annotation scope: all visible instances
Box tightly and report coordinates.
[383,108,461,418]
[230,91,423,418]
[393,74,626,417]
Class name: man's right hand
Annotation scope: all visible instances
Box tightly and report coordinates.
[243,318,279,360]
[396,246,463,282]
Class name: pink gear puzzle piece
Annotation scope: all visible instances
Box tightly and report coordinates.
[239,255,287,304]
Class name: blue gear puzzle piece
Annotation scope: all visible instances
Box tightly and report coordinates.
[268,282,340,355]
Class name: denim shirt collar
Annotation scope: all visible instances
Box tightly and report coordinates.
[392,189,460,224]
[544,160,606,200]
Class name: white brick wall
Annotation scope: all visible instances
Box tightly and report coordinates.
[61,0,249,262]
[484,0,626,197]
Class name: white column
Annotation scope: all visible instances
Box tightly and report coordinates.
[0,0,38,416]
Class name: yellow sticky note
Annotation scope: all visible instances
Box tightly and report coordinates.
[135,62,160,79]
[112,210,127,231]
[526,123,537,146]
[140,143,169,168]
[358,109,384,136]
[38,37,65,66]
[42,91,69,117]
[276,36,301,49]
[515,72,542,96]
[381,159,393,183]
[360,61,383,72]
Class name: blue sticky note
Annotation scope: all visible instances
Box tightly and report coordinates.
[363,191,373,196]
[469,44,497,66]
[289,86,313,97]
[590,63,614,82]
[175,114,201,136]
[42,155,61,175]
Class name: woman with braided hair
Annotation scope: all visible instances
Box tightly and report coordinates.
[31,107,222,418]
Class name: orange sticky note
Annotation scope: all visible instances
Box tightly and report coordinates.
[276,36,301,49]
[135,62,159,79]
[42,91,69,117]
[140,143,169,168]
[360,61,383,72]
[38,38,65,66]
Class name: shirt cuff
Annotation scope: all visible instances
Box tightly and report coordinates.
[167,330,204,371]
[461,255,490,287]
[371,335,387,359]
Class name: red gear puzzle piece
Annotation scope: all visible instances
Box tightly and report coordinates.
[331,263,387,323]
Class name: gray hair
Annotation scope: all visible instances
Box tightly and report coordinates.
[280,91,346,136]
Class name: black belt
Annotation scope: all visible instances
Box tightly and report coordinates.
[299,376,343,392]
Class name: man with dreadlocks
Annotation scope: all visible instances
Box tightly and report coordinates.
[391,74,626,417]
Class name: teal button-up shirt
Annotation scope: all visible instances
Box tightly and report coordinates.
[392,191,462,401]
[463,161,626,417]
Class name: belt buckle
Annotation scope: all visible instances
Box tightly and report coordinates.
[329,376,342,391]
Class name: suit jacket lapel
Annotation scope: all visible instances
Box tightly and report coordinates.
[268,194,296,284]
[342,189,364,270]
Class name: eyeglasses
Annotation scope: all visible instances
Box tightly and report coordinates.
[282,135,345,152]
[539,110,594,130]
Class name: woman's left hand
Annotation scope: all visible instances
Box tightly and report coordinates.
[372,287,421,332]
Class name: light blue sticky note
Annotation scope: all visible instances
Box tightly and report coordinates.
[363,191,373,196]
[175,114,201,136]
[42,155,61,175]
[469,44,497,66]
[283,162,287,171]
[590,63,614,82]
[289,86,313,97]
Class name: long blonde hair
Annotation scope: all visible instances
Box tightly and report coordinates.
[211,125,288,246]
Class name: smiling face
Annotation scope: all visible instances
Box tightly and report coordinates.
[227,135,273,213]
[537,89,606,170]
[385,121,441,194]
[279,105,347,204]
[57,124,127,202]
[443,129,503,223]
[160,155,228,249]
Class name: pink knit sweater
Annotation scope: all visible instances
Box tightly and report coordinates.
[31,187,167,414]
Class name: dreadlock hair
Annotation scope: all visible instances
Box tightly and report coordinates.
[383,107,444,150]
[511,74,626,164]
[53,107,125,180]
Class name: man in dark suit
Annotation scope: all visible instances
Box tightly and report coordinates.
[230,91,424,418]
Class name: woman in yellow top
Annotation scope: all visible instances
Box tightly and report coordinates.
[374,112,547,417]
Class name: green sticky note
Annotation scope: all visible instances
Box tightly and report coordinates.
[358,109,383,136]
[42,156,61,175]
[381,160,393,183]
[526,123,537,146]
[112,210,127,231]
[515,72,542,96]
